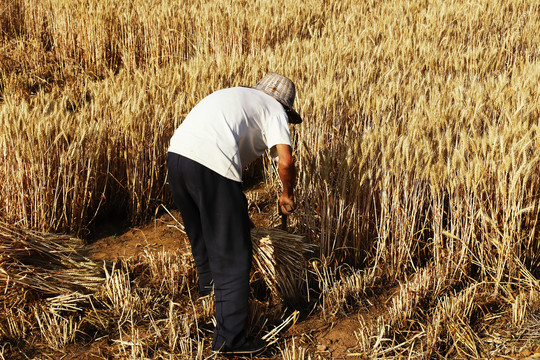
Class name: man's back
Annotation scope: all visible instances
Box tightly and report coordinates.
[168,87,291,182]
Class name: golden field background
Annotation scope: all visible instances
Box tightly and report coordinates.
[1,0,540,358]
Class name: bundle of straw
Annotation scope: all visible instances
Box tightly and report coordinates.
[251,227,315,302]
[0,222,104,301]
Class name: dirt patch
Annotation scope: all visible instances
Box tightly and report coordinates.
[283,316,362,359]
[87,183,276,261]
[88,209,189,262]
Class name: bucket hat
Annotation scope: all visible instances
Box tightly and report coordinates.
[253,73,302,124]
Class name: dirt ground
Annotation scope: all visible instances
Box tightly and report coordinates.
[86,183,540,360]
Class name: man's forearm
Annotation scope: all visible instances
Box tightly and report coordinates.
[275,144,296,214]
[276,144,296,193]
[278,159,296,196]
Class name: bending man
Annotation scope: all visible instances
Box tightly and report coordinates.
[167,73,301,355]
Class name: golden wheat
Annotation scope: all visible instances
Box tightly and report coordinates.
[2,0,540,357]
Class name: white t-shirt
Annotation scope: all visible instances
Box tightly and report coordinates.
[168,87,291,182]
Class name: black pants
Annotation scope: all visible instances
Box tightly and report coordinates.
[167,152,252,351]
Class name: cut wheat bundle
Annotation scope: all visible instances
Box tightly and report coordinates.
[251,227,315,302]
[0,222,104,299]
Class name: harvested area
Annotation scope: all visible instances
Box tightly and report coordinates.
[83,183,540,360]
[4,183,536,360]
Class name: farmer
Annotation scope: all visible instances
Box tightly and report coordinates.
[167,73,301,355]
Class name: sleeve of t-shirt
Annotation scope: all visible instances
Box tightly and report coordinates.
[266,113,291,160]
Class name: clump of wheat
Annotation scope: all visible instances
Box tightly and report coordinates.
[251,227,314,302]
[0,221,102,347]
[0,221,103,301]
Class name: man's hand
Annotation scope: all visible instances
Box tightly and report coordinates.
[279,193,295,215]
[275,144,296,215]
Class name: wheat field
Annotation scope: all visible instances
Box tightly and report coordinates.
[1,0,540,358]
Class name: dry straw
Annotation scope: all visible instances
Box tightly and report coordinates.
[0,222,103,297]
[0,221,103,343]
[251,227,315,302]
[0,220,310,356]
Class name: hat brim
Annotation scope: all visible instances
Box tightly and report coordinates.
[284,107,302,124]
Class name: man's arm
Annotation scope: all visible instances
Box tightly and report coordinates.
[275,144,296,215]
